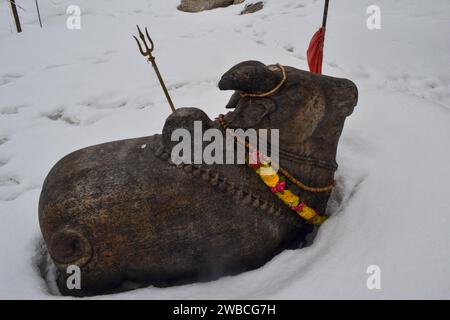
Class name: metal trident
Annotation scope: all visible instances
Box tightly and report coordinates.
[133,25,176,113]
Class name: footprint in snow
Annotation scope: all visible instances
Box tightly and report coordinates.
[0,175,20,187]
[0,159,7,168]
[284,1,305,9]
[0,185,39,202]
[326,60,339,68]
[93,59,109,65]
[104,50,117,55]
[0,73,24,87]
[44,109,80,126]
[352,66,371,79]
[84,98,128,110]
[255,39,266,46]
[283,44,295,53]
[252,30,266,37]
[44,63,72,71]
[0,137,9,146]
[0,105,27,115]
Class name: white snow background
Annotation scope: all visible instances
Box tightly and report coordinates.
[0,0,449,299]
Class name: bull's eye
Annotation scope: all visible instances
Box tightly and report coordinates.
[242,103,265,123]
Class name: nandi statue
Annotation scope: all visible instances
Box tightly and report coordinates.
[39,61,358,296]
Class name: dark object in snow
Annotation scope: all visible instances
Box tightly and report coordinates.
[178,0,245,13]
[240,2,264,15]
[39,61,358,296]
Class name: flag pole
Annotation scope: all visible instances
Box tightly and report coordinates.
[9,0,22,33]
[35,0,43,28]
[322,0,330,28]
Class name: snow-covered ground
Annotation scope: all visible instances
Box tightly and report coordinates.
[0,0,449,299]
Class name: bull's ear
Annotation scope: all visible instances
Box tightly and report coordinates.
[339,80,358,117]
[218,61,282,93]
[327,78,358,118]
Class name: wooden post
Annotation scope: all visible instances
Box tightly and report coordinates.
[35,0,43,28]
[9,0,22,33]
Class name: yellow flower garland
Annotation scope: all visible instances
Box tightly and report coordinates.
[255,162,327,226]
[218,114,328,226]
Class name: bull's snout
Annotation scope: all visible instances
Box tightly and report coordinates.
[218,75,234,91]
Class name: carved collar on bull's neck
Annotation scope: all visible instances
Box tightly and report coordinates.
[278,146,337,172]
[215,116,338,173]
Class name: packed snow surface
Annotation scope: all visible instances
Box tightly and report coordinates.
[0,0,449,299]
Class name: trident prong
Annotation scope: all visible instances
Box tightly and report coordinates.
[144,27,154,52]
[133,35,146,57]
[134,26,154,57]
[133,25,175,113]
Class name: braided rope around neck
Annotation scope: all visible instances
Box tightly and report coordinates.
[218,115,336,193]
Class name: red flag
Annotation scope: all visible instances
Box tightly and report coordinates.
[307,27,326,74]
[307,0,329,74]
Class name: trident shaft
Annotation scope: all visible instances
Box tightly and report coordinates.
[133,25,176,113]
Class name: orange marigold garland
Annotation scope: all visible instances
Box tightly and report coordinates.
[249,150,328,226]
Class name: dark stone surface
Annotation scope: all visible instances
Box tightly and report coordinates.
[240,2,264,15]
[178,0,244,13]
[39,61,358,296]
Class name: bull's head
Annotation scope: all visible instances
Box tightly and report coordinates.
[218,61,358,148]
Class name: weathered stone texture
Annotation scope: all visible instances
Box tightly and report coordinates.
[178,0,245,12]
[39,61,358,296]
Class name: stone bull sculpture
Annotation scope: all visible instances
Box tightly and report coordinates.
[39,61,357,296]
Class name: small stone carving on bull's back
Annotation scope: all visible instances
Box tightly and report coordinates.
[39,61,358,296]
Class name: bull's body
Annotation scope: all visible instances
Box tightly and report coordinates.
[40,132,310,295]
[39,62,357,296]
